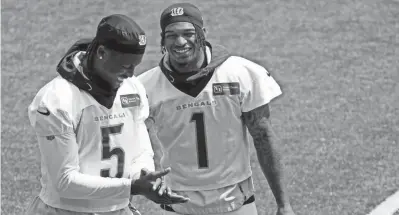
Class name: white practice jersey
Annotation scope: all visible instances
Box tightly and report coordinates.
[28,64,154,212]
[138,55,282,191]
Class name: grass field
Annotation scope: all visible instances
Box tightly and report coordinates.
[2,0,399,214]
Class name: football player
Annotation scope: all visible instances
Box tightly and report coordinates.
[137,3,296,215]
[25,14,188,215]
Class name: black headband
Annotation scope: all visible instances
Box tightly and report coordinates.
[100,39,145,54]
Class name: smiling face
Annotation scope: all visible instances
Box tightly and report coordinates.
[163,22,204,69]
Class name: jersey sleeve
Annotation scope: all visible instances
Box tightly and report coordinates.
[123,76,155,179]
[238,57,282,112]
[128,76,150,121]
[137,68,161,125]
[28,88,131,200]
[137,79,150,121]
[29,102,74,136]
[35,133,132,199]
[129,123,155,180]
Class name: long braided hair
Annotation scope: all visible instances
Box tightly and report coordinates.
[81,38,100,71]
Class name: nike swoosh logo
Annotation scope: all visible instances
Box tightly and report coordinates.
[37,109,50,116]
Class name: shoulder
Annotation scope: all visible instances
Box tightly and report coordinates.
[117,76,150,121]
[124,75,145,91]
[214,56,274,89]
[218,57,282,112]
[29,76,82,112]
[123,76,148,101]
[137,67,167,104]
[221,56,270,78]
[28,76,83,136]
[136,66,162,89]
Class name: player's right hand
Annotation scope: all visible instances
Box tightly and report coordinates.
[131,167,190,205]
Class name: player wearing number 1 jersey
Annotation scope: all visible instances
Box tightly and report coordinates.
[25,14,188,215]
[138,3,296,215]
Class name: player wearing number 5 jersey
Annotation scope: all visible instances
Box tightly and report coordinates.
[138,3,296,215]
[25,14,188,215]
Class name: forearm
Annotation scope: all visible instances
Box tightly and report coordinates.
[242,104,291,207]
[148,130,163,171]
[253,135,289,207]
[145,118,163,171]
[57,170,132,199]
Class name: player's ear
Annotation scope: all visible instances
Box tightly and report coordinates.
[96,45,107,61]
[202,27,207,36]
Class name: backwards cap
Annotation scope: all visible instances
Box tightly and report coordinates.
[95,14,146,54]
[160,3,203,32]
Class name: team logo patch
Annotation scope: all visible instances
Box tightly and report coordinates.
[120,94,141,108]
[212,82,240,96]
[170,7,184,16]
[139,35,146,46]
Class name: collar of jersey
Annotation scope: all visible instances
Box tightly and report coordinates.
[157,42,231,98]
[57,51,118,109]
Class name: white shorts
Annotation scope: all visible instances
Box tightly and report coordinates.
[160,202,258,215]
[24,196,141,215]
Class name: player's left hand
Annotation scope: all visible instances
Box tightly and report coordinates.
[276,204,295,215]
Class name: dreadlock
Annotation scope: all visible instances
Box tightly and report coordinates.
[160,24,206,54]
[82,38,100,71]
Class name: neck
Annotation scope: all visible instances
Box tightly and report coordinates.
[79,57,91,79]
[84,59,117,91]
[170,48,205,74]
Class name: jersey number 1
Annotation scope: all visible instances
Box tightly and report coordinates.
[100,124,125,178]
[190,112,209,168]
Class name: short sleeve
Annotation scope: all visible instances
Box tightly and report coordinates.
[239,58,282,112]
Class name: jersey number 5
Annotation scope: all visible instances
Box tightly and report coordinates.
[190,112,209,168]
[100,124,125,178]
